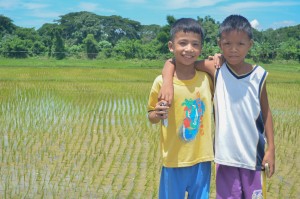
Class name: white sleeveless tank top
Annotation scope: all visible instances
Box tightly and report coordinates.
[214,63,268,170]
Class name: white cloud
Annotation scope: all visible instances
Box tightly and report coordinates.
[76,2,115,13]
[0,0,49,10]
[124,0,146,3]
[250,19,259,29]
[219,1,300,12]
[29,10,62,19]
[0,0,19,9]
[20,18,52,29]
[78,2,99,12]
[271,20,297,29]
[164,0,226,10]
[23,3,49,10]
[97,8,116,13]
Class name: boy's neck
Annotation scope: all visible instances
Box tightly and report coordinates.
[174,64,196,80]
[227,61,253,75]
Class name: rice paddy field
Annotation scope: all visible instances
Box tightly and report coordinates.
[0,60,299,198]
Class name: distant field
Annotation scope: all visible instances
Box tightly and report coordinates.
[0,57,165,68]
[0,59,299,198]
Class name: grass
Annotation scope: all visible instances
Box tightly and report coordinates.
[0,58,299,198]
[0,57,165,68]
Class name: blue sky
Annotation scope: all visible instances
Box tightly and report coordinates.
[1,0,299,30]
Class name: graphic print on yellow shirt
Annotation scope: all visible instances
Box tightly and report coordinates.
[180,91,205,142]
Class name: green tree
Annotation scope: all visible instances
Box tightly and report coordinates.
[15,27,39,41]
[252,28,264,43]
[156,15,175,54]
[58,11,103,45]
[31,41,46,56]
[249,41,273,63]
[102,15,142,45]
[53,28,66,60]
[0,13,300,62]
[58,12,142,46]
[14,27,42,56]
[201,42,219,59]
[140,24,161,43]
[141,39,167,59]
[277,39,300,60]
[112,39,142,59]
[98,40,112,58]
[67,45,83,58]
[1,35,29,58]
[83,34,98,59]
[198,16,219,45]
[38,23,60,57]
[0,15,16,37]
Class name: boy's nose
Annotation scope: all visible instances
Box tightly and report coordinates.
[185,44,194,52]
[230,45,238,52]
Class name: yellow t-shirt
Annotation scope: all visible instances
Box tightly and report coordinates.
[147,71,214,168]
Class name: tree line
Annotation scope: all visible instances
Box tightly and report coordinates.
[0,11,299,62]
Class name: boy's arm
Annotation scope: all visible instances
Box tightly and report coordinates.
[194,59,216,78]
[159,59,175,106]
[195,53,224,77]
[260,83,275,178]
[159,55,223,105]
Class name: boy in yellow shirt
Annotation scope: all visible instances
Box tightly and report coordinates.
[147,18,217,199]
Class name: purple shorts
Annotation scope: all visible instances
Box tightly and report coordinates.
[216,164,263,199]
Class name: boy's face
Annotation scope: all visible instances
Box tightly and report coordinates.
[218,30,253,67]
[168,31,202,67]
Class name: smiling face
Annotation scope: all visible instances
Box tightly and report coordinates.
[218,30,253,68]
[168,31,202,67]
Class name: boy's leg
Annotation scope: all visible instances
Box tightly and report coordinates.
[159,166,187,199]
[187,161,211,199]
[216,164,242,199]
[240,168,263,199]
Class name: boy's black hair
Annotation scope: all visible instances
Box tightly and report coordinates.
[219,15,253,39]
[170,18,204,44]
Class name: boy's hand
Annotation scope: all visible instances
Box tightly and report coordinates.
[155,100,169,119]
[207,53,224,68]
[262,147,275,178]
[148,100,169,124]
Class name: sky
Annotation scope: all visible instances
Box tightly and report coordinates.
[1,0,300,30]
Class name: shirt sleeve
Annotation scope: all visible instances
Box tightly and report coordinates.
[147,75,162,112]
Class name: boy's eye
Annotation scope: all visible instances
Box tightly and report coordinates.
[179,41,187,46]
[177,41,200,48]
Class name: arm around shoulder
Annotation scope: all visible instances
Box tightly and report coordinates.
[159,59,175,105]
[194,59,218,78]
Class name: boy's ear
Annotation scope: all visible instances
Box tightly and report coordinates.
[217,38,221,48]
[249,39,254,49]
[168,41,174,52]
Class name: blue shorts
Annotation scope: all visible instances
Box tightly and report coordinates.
[159,161,211,199]
[216,164,263,199]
